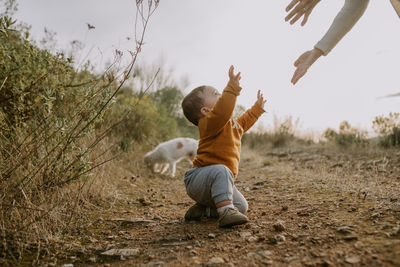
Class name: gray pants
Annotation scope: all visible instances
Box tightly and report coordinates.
[184,164,248,213]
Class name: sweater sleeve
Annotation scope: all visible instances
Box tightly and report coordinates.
[314,0,370,55]
[390,0,400,17]
[203,81,241,135]
[236,103,265,133]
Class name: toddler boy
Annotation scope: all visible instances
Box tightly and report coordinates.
[181,65,266,227]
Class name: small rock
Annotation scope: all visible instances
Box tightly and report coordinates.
[247,236,258,242]
[63,264,73,267]
[345,255,360,264]
[207,256,224,265]
[138,197,152,206]
[146,260,166,266]
[153,215,162,220]
[273,220,286,232]
[244,187,250,192]
[208,233,216,239]
[268,234,286,245]
[268,237,278,245]
[276,234,286,242]
[370,212,381,219]
[239,232,252,239]
[101,248,140,257]
[257,250,272,258]
[281,206,288,211]
[189,250,198,256]
[284,256,298,263]
[336,226,353,234]
[343,235,358,241]
[193,240,201,247]
[247,252,261,260]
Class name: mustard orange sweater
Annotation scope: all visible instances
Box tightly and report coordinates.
[192,81,265,178]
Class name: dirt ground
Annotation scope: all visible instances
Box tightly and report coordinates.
[58,145,400,267]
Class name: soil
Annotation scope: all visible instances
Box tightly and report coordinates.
[58,145,400,267]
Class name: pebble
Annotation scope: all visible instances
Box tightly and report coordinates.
[273,220,286,232]
[345,255,360,264]
[239,232,252,239]
[284,256,298,263]
[208,233,216,239]
[193,240,201,247]
[257,250,272,258]
[101,248,140,257]
[343,235,358,241]
[276,234,286,242]
[207,257,225,265]
[189,250,198,256]
[247,236,258,242]
[336,226,353,234]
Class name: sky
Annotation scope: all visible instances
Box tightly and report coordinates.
[12,0,400,136]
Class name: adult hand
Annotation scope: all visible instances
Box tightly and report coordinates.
[291,48,323,84]
[228,65,241,86]
[285,0,321,26]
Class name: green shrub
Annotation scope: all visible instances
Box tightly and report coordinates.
[0,16,116,261]
[323,121,368,148]
[103,93,178,150]
[372,112,400,148]
[243,115,305,148]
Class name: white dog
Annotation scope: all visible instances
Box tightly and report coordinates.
[144,137,198,177]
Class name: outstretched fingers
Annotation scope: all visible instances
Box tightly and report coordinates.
[291,67,307,85]
[286,0,300,12]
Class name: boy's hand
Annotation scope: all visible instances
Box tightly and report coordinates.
[256,90,266,110]
[228,65,241,86]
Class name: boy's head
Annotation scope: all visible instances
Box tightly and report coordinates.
[182,85,221,126]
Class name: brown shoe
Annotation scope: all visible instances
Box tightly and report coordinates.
[184,203,206,221]
[218,208,248,228]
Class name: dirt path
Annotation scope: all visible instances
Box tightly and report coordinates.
[64,146,400,266]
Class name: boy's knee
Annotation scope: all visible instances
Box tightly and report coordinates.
[213,164,233,179]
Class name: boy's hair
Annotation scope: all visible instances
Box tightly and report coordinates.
[181,86,206,126]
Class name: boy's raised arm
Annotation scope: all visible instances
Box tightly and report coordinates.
[237,90,266,132]
[204,66,242,134]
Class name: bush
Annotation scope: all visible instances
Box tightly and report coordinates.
[103,93,178,150]
[243,115,305,148]
[0,16,117,262]
[372,112,400,148]
[323,121,368,148]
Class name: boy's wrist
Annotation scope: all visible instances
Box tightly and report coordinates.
[225,80,242,96]
[229,79,240,86]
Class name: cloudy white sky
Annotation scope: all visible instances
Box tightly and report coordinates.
[13,0,400,135]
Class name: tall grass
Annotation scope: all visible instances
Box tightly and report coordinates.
[243,115,309,149]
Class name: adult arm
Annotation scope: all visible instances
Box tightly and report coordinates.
[291,0,370,84]
[390,0,400,17]
[315,0,370,55]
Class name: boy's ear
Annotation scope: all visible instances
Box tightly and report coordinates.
[200,106,210,116]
